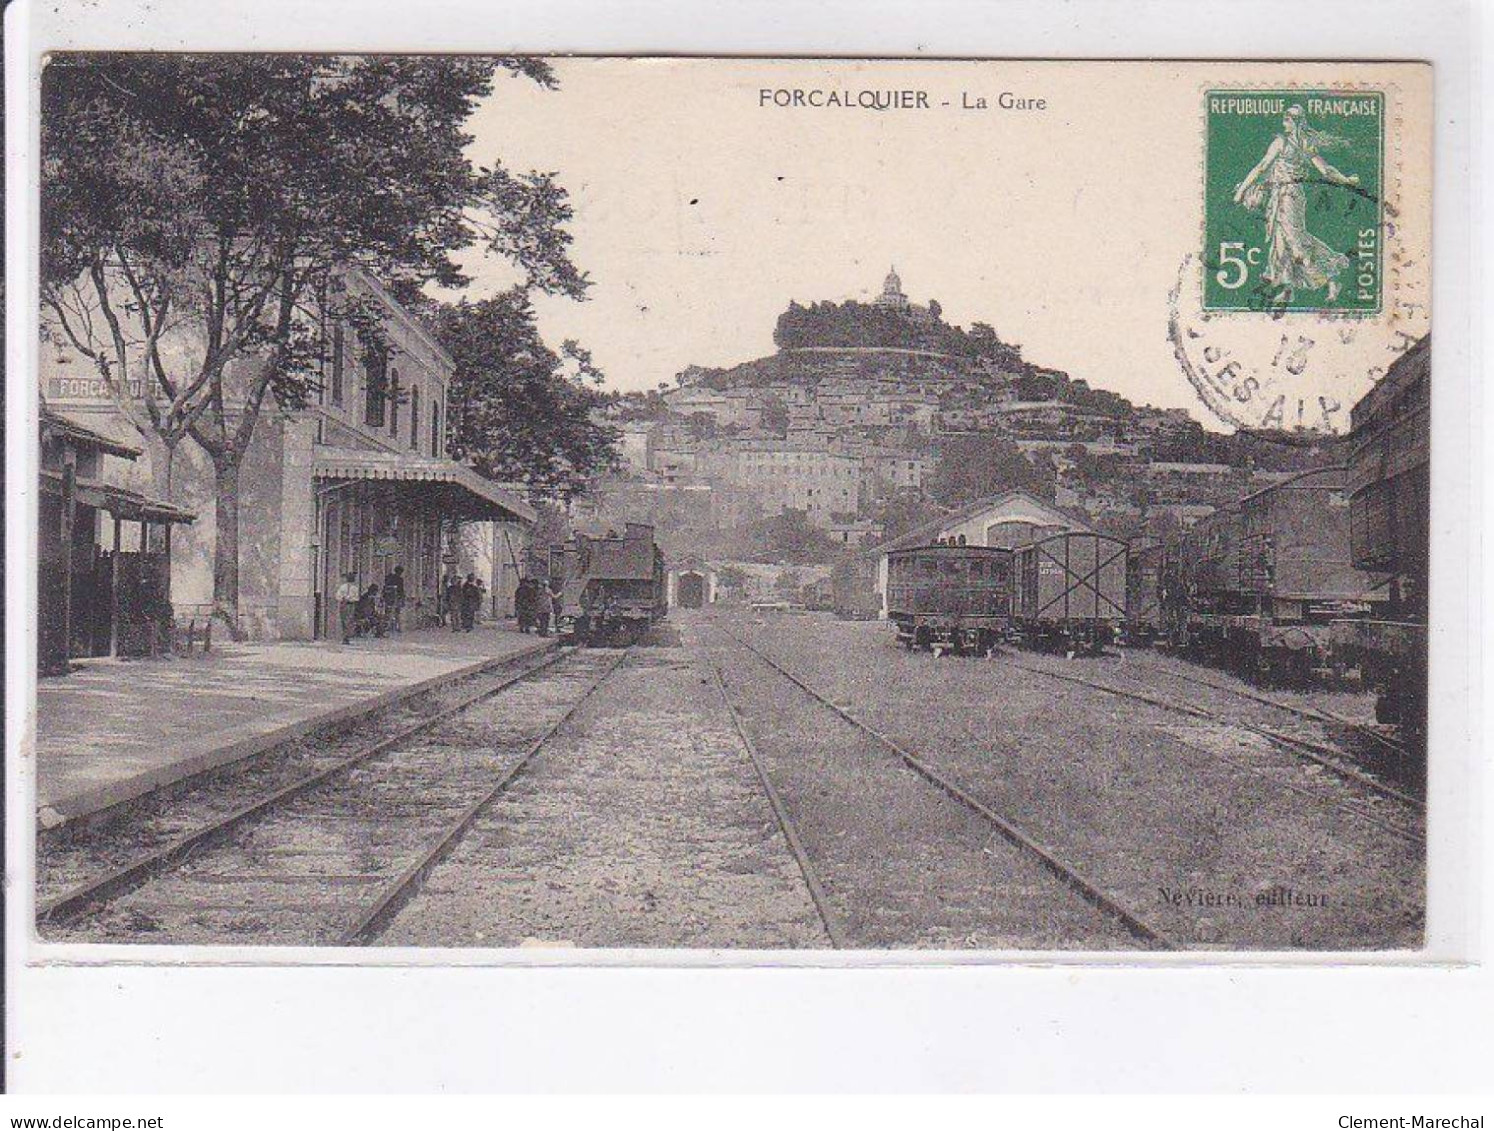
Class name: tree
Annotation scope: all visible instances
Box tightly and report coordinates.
[433,290,620,502]
[872,489,943,543]
[759,393,789,436]
[929,433,1050,507]
[41,54,586,631]
[730,509,841,565]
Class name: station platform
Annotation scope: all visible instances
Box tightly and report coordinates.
[33,624,557,826]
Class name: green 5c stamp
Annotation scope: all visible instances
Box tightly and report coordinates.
[1204,90,1384,313]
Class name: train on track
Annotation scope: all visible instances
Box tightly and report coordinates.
[886,531,1127,656]
[882,336,1429,695]
[1328,336,1430,735]
[1013,531,1128,653]
[1145,464,1390,682]
[547,522,667,646]
[887,543,1013,654]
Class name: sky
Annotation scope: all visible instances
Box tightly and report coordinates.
[446,58,1431,430]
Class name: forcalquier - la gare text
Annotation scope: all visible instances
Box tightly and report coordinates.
[757,88,1046,111]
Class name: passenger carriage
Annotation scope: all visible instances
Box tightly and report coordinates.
[1174,465,1387,683]
[885,543,1014,655]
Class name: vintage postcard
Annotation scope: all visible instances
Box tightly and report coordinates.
[26,56,1433,955]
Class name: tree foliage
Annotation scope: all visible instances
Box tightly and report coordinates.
[772,298,1022,365]
[929,433,1051,508]
[727,509,842,566]
[433,290,620,502]
[40,53,588,624]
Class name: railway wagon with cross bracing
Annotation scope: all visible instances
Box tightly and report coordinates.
[1012,532,1128,654]
[886,543,1014,655]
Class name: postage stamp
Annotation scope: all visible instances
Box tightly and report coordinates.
[1203,89,1385,314]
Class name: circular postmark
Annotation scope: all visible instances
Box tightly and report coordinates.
[1169,253,1428,439]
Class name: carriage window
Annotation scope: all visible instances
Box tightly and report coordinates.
[921,559,937,575]
[970,559,985,578]
[941,560,959,576]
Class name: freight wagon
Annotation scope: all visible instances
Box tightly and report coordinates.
[1329,336,1430,735]
[1123,540,1168,646]
[548,523,667,646]
[831,552,883,621]
[1171,465,1386,682]
[1012,532,1128,654]
[886,544,1013,655]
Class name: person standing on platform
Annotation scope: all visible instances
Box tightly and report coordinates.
[515,578,535,634]
[461,573,479,632]
[445,569,463,633]
[336,572,360,645]
[534,579,552,637]
[382,565,406,634]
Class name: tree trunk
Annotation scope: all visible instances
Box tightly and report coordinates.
[212,454,245,639]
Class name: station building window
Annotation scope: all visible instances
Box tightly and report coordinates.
[409,386,421,450]
[364,347,387,428]
[330,325,345,405]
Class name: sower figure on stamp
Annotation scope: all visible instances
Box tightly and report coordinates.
[1233,104,1359,302]
[335,572,360,645]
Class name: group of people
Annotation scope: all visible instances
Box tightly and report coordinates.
[334,565,408,645]
[514,577,562,636]
[334,565,550,645]
[442,570,488,633]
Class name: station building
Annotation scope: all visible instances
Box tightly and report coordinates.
[39,268,533,642]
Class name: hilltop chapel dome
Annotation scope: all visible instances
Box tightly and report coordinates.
[876,266,910,309]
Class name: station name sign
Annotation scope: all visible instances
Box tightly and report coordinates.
[48,375,144,401]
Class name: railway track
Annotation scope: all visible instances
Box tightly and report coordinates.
[716,625,1175,950]
[709,663,846,948]
[38,648,630,945]
[1112,652,1409,762]
[1000,655,1425,845]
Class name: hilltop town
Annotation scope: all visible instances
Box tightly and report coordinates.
[588,268,1332,566]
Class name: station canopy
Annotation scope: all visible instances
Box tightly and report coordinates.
[313,446,535,525]
[39,469,197,525]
